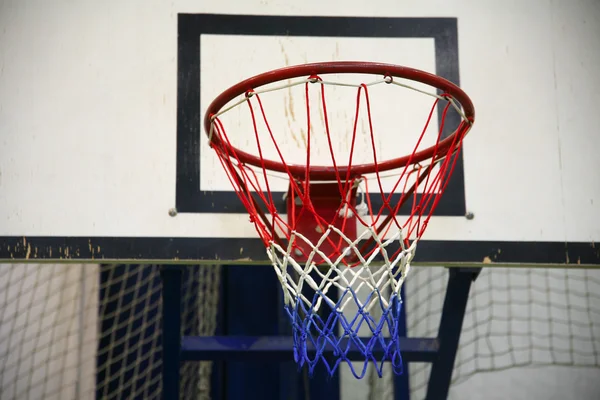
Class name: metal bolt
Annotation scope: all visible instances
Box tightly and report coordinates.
[168,208,178,217]
[294,249,303,257]
[465,212,474,220]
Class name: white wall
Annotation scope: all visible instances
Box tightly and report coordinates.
[449,366,600,400]
[0,264,98,400]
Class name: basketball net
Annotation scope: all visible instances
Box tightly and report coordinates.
[206,63,474,378]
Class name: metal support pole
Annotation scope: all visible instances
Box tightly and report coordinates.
[159,265,479,400]
[180,336,439,361]
[393,286,410,400]
[160,265,183,400]
[425,267,481,400]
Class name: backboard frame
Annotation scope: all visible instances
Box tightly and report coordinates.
[1,236,599,267]
[175,14,467,216]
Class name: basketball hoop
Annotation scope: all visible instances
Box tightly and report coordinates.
[204,62,474,378]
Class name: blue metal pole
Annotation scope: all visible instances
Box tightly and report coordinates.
[425,267,481,400]
[160,265,183,400]
[180,336,439,362]
[277,286,299,400]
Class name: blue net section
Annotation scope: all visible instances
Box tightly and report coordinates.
[284,287,404,379]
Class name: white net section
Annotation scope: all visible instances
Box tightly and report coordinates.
[0,263,220,400]
[270,226,416,313]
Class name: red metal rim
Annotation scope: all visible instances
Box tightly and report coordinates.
[203,61,475,181]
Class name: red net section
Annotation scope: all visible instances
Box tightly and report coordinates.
[207,74,472,266]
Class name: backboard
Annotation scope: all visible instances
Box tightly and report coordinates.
[1,0,599,266]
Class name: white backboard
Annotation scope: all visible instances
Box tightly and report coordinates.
[0,0,599,265]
